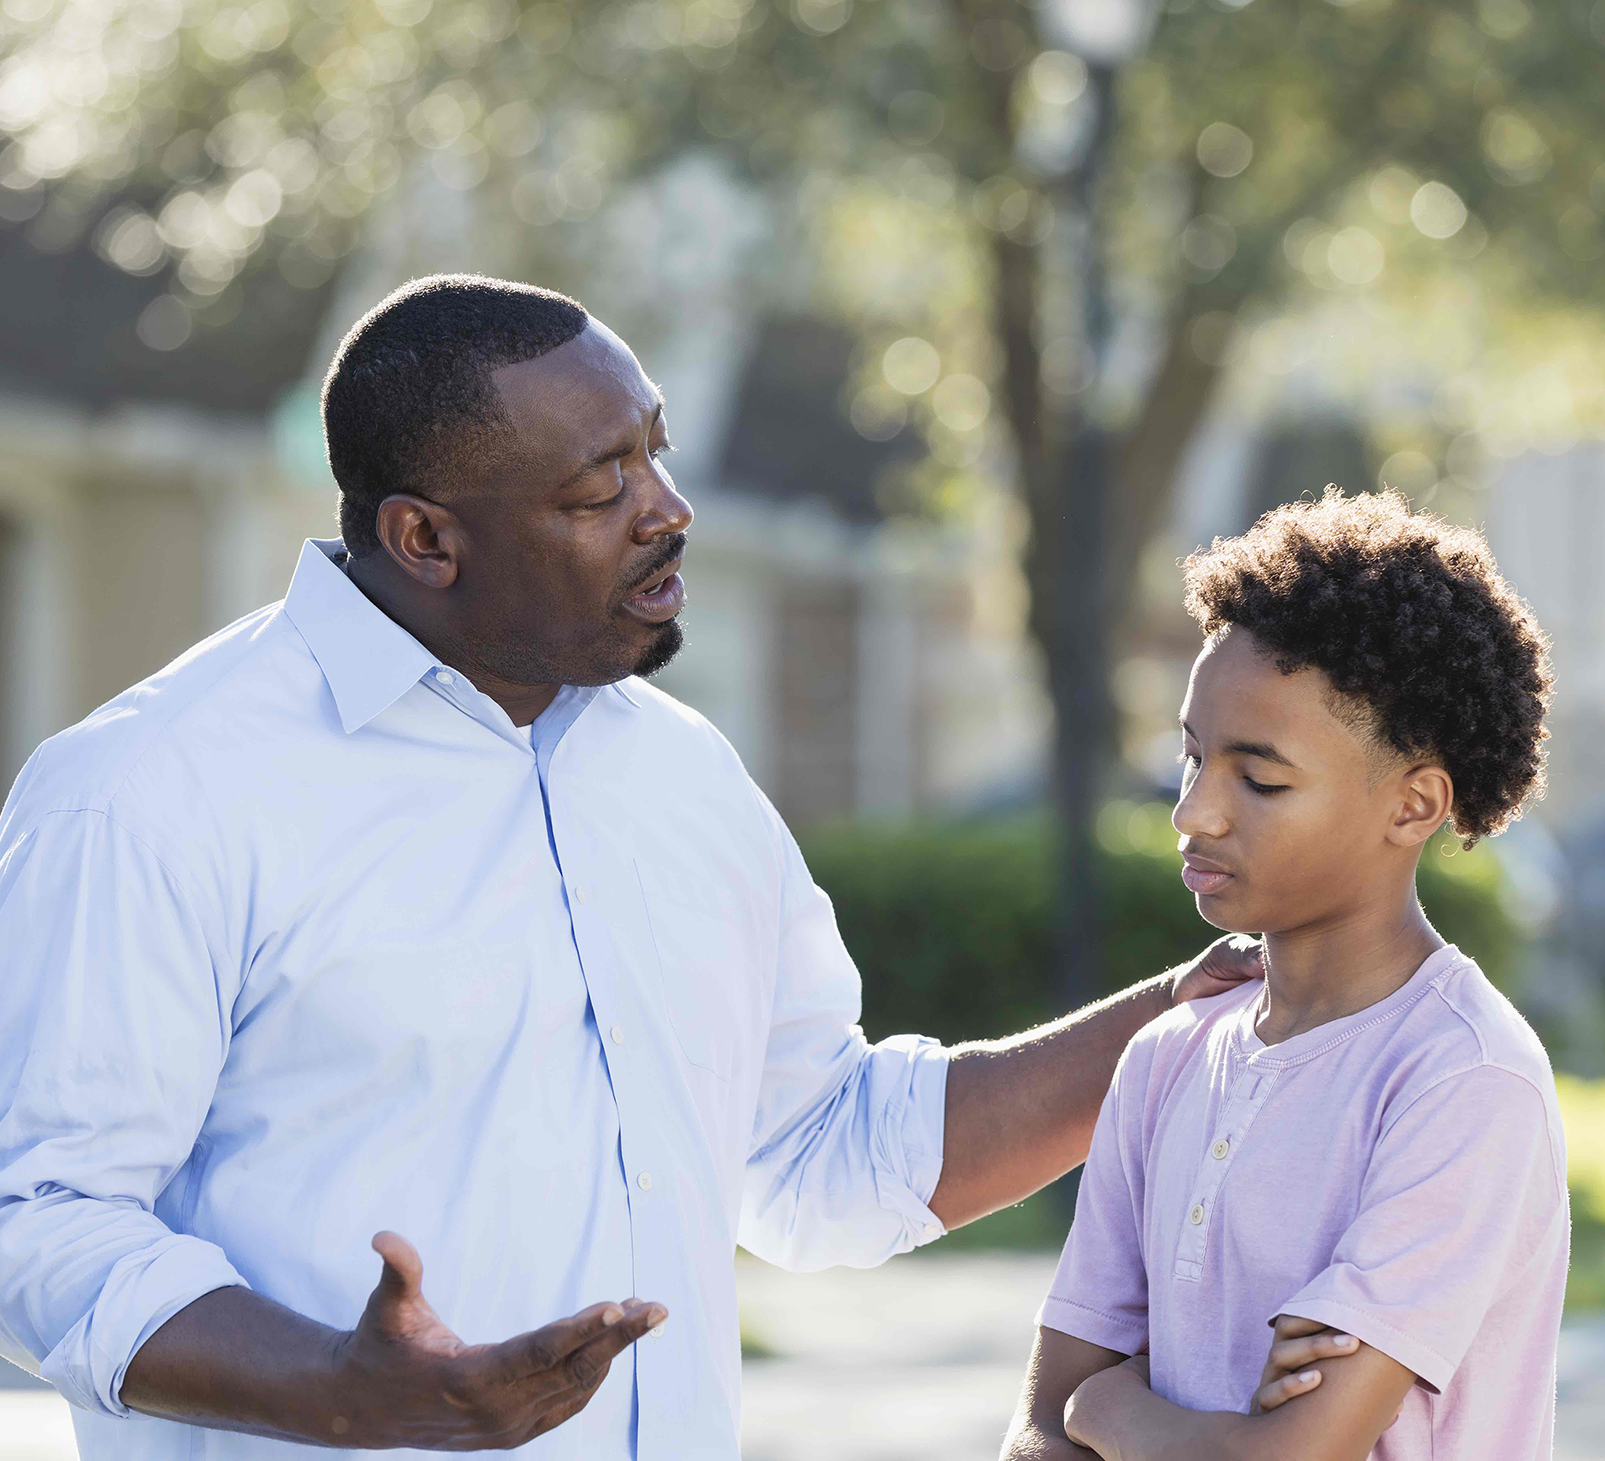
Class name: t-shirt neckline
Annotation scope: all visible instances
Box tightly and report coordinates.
[1235,943,1464,1067]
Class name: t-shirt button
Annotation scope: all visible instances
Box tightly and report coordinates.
[1189,1204,1205,1226]
[1212,1138,1230,1160]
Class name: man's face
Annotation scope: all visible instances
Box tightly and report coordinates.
[1172,627,1406,936]
[443,320,693,687]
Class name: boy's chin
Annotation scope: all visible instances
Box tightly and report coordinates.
[1194,894,1260,936]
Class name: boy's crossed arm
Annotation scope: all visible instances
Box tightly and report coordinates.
[1002,1318,1407,1461]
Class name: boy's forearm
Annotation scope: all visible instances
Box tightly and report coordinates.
[999,1414,1100,1461]
[1064,1366,1243,1461]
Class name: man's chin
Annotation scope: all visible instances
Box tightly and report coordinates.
[630,618,684,680]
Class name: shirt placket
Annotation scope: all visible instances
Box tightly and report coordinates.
[543,757,683,1460]
[1174,1057,1277,1281]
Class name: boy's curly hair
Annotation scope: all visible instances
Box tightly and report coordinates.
[1182,487,1552,846]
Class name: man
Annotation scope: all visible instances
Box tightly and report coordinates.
[0,275,1256,1459]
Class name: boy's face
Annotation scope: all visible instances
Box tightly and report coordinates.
[1172,627,1420,935]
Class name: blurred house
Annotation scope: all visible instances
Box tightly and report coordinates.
[0,161,1048,829]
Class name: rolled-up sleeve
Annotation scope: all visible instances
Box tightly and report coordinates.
[0,808,247,1417]
[738,806,949,1271]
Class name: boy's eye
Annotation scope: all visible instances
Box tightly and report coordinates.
[1243,775,1290,795]
[1177,751,1201,769]
[650,442,676,460]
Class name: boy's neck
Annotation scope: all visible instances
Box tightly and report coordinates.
[1256,886,1445,1046]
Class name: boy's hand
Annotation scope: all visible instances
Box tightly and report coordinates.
[1169,934,1264,1006]
[1251,1314,1359,1413]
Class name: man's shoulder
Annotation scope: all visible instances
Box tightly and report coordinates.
[604,677,750,772]
[5,602,308,830]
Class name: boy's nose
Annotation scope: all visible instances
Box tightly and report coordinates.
[1173,774,1229,841]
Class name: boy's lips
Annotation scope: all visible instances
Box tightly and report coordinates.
[1181,853,1234,896]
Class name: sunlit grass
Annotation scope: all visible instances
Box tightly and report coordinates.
[1559,1075,1605,1312]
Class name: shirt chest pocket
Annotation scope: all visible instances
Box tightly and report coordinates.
[633,859,755,1084]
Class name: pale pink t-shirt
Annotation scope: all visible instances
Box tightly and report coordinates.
[1039,945,1569,1458]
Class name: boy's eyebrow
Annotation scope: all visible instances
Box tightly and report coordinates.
[1226,739,1299,769]
[1180,721,1300,770]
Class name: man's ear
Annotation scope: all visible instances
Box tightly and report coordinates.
[1385,763,1454,849]
[373,494,463,589]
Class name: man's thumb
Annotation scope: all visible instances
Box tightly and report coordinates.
[371,1230,425,1304]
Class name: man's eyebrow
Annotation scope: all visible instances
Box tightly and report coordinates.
[556,402,664,490]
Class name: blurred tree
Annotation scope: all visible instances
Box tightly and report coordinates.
[4,0,1602,1001]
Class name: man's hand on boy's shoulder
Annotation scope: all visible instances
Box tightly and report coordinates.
[1169,934,1265,1007]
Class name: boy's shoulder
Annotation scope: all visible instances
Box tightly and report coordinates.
[1395,948,1560,1115]
[1115,978,1261,1096]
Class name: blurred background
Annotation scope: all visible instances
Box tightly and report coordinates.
[1,0,1603,1455]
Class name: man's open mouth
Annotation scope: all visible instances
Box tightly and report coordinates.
[621,560,685,624]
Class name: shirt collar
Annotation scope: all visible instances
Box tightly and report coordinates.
[283,537,440,734]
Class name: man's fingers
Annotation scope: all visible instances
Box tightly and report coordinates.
[369,1230,425,1304]
[489,1300,666,1384]
[1253,1368,1322,1413]
[1269,1331,1358,1374]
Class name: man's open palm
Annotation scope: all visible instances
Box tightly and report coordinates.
[330,1231,666,1450]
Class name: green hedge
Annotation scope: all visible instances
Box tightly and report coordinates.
[801,802,1519,1047]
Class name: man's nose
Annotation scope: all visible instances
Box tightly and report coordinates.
[633,473,693,542]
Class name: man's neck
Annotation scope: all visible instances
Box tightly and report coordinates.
[345,552,562,726]
[1255,885,1444,1046]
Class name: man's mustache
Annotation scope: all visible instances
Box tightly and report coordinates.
[621,533,688,597]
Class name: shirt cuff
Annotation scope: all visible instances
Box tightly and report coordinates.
[1035,1295,1147,1356]
[870,1033,950,1249]
[1273,1297,1452,1395]
[40,1235,249,1417]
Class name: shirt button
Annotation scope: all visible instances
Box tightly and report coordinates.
[637,1172,653,1191]
[1212,1139,1230,1160]
[572,885,585,905]
[435,669,454,685]
[1189,1204,1205,1226]
[649,1324,665,1338]
[610,1025,624,1045]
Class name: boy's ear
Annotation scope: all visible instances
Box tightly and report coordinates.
[1385,764,1454,848]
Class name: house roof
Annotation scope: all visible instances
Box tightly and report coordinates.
[0,209,332,418]
[718,314,922,524]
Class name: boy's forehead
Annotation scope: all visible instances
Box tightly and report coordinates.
[1183,629,1352,751]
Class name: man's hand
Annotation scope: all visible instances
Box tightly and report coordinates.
[122,1232,666,1449]
[1168,934,1264,1006]
[329,1231,666,1448]
[1250,1314,1359,1415]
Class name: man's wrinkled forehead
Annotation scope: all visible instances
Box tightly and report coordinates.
[490,320,663,473]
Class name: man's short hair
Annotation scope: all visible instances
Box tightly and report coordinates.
[1182,486,1553,845]
[321,274,589,554]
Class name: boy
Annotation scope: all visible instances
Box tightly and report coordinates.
[1003,488,1567,1460]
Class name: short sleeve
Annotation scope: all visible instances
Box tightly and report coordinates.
[1277,1064,1566,1392]
[1036,1044,1149,1355]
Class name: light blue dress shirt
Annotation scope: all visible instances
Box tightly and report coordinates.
[0,539,949,1459]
